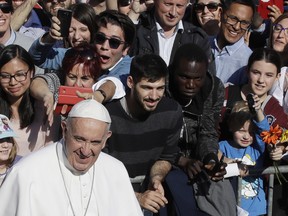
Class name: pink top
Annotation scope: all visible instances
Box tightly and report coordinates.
[10,101,61,157]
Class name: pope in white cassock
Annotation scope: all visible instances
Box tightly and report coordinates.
[0,99,143,216]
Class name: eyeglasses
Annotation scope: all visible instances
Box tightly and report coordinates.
[94,32,126,49]
[273,24,288,36]
[224,14,251,31]
[194,3,222,13]
[0,71,29,83]
[0,3,13,13]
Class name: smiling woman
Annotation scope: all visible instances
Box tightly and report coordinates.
[190,0,224,35]
[0,44,60,156]
[220,47,288,141]
[268,13,288,112]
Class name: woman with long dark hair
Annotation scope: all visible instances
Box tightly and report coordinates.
[0,45,60,156]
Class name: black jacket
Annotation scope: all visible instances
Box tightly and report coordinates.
[169,72,224,161]
[130,9,216,74]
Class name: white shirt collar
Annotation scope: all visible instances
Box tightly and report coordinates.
[155,19,184,35]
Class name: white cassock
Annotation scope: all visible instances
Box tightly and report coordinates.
[0,140,143,216]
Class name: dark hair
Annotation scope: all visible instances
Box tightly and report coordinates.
[170,43,208,72]
[62,43,101,81]
[168,43,208,95]
[68,3,98,44]
[97,10,136,48]
[247,47,282,74]
[130,54,168,84]
[0,45,35,129]
[223,0,255,15]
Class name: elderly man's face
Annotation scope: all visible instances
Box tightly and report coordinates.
[62,117,111,173]
[154,0,188,32]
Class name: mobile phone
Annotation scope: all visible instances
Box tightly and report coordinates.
[57,9,72,38]
[246,93,256,114]
[257,0,284,19]
[54,86,93,115]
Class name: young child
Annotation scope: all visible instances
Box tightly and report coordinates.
[219,96,270,216]
[0,114,21,186]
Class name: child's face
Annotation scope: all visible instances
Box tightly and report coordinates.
[233,120,254,148]
[0,138,13,163]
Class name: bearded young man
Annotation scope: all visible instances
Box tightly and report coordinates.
[104,53,183,215]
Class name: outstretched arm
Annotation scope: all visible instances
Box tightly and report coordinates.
[11,0,37,31]
[30,77,55,126]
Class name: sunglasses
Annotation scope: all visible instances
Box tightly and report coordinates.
[118,0,132,7]
[94,32,126,49]
[194,3,221,13]
[0,3,13,13]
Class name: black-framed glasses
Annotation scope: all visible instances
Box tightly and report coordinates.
[0,3,13,13]
[194,3,222,13]
[0,70,29,83]
[224,14,251,31]
[94,32,126,49]
[273,23,288,36]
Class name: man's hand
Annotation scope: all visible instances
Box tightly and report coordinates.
[136,188,168,213]
[185,159,203,180]
[205,162,227,181]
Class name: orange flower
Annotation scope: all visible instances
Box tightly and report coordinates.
[260,125,283,145]
[260,125,288,185]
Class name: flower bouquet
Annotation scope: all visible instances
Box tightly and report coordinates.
[260,124,288,185]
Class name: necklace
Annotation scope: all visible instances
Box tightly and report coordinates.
[183,99,192,108]
[56,143,95,216]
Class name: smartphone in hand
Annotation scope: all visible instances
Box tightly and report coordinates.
[57,9,72,38]
[257,0,284,19]
[246,93,256,114]
[54,86,93,115]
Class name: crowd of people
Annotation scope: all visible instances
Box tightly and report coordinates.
[0,0,288,215]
